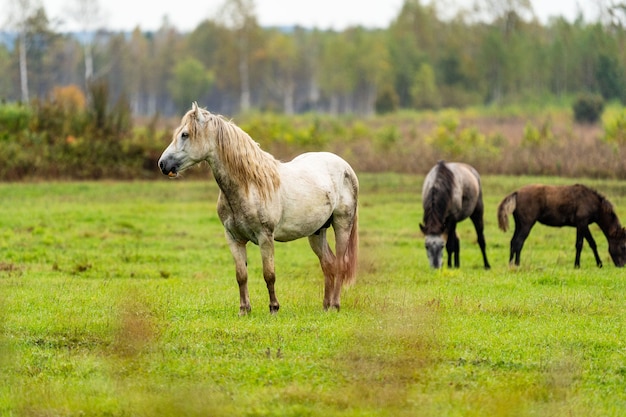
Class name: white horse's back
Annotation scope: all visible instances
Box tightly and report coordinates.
[275,152,358,242]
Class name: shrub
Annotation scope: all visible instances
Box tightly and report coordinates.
[50,85,86,113]
[603,110,626,145]
[521,119,554,147]
[0,103,31,140]
[426,114,496,159]
[573,94,604,124]
[375,125,400,150]
[375,87,399,114]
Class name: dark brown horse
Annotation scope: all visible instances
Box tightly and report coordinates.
[420,161,490,269]
[498,184,626,268]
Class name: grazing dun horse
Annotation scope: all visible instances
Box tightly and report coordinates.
[498,184,626,268]
[158,103,359,314]
[420,161,490,269]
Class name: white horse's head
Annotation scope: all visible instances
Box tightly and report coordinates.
[424,234,445,269]
[158,102,210,178]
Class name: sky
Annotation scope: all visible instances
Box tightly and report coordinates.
[8,0,601,32]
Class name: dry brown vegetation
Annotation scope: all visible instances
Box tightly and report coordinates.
[2,104,624,181]
[247,110,623,180]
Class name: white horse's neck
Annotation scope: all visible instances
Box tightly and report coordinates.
[207,154,245,199]
[207,141,280,203]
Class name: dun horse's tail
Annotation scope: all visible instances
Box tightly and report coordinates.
[497,192,517,232]
[342,208,359,287]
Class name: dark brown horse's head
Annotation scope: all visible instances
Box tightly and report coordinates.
[598,198,626,267]
[608,227,626,267]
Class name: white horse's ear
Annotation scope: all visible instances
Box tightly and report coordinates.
[192,101,206,123]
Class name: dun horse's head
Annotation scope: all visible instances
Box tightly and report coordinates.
[608,227,626,267]
[420,223,445,269]
[158,102,209,178]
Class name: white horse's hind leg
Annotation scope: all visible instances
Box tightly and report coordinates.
[331,223,353,309]
[308,229,337,310]
[258,234,280,313]
[226,236,251,315]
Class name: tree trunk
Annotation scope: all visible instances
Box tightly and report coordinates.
[283,79,294,115]
[84,42,94,84]
[19,30,29,103]
[238,33,250,112]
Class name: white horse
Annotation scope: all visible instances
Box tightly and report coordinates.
[158,103,359,315]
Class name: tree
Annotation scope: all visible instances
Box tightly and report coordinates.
[596,53,625,102]
[167,57,215,113]
[411,62,440,109]
[472,0,535,30]
[261,30,297,113]
[598,0,626,28]
[6,0,42,102]
[347,28,392,115]
[318,31,355,114]
[0,47,12,99]
[218,0,260,112]
[23,6,60,100]
[122,29,148,114]
[387,0,440,108]
[293,28,322,112]
[66,0,104,85]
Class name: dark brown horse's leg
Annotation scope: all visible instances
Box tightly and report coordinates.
[510,219,533,266]
[574,226,602,268]
[574,228,584,268]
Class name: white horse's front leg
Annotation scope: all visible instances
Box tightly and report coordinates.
[226,236,250,315]
[258,234,280,313]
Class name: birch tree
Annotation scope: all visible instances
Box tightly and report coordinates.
[6,0,41,102]
[219,0,259,112]
[66,0,104,85]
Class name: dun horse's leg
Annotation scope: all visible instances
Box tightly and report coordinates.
[471,212,491,269]
[454,233,460,267]
[258,234,280,313]
[308,230,337,310]
[445,236,454,268]
[226,237,251,315]
[446,223,459,268]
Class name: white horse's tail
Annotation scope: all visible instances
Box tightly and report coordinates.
[342,208,358,287]
[497,192,517,232]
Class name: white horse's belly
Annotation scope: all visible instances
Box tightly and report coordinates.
[274,191,334,241]
[272,153,346,241]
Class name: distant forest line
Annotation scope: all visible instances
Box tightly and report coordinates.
[1,0,625,117]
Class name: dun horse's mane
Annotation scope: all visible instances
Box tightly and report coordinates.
[423,161,455,234]
[187,110,281,199]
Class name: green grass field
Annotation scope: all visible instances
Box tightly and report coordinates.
[1,173,625,416]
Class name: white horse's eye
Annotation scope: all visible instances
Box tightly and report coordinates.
[181,132,189,139]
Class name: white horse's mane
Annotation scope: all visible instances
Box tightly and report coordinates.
[185,108,281,199]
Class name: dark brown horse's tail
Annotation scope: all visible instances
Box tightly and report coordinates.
[342,208,359,287]
[497,192,517,232]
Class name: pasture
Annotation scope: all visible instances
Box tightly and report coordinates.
[1,174,625,416]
